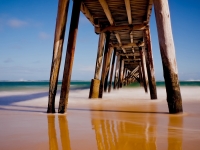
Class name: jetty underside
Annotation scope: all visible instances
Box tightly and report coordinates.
[47,0,183,114]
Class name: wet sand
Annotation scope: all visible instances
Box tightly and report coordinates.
[0,86,200,150]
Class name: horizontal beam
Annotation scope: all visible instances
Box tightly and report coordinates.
[112,42,144,48]
[119,53,140,56]
[99,24,147,33]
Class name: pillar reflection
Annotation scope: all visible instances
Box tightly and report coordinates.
[91,113,157,150]
[168,116,183,150]
[47,115,58,150]
[47,115,71,150]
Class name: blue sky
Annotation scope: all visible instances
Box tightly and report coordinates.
[0,0,200,81]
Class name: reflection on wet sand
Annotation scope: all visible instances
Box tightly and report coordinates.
[48,115,58,150]
[168,116,183,150]
[47,115,71,150]
[47,110,184,149]
[91,112,157,150]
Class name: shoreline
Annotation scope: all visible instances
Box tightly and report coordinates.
[0,86,200,149]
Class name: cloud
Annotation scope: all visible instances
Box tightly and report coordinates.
[4,58,14,63]
[7,19,28,28]
[39,32,50,39]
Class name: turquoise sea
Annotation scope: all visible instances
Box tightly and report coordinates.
[0,81,200,91]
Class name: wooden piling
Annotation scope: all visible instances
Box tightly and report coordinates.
[139,47,148,93]
[58,0,82,113]
[47,0,69,113]
[108,48,116,92]
[144,29,157,99]
[139,62,143,86]
[114,55,120,89]
[99,32,110,98]
[104,47,113,92]
[153,0,183,113]
[118,58,122,88]
[89,33,106,98]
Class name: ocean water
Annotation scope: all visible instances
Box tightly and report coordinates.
[0,81,200,91]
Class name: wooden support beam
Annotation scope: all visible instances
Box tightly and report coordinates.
[144,28,157,99]
[99,0,114,25]
[99,32,110,98]
[153,0,183,113]
[139,62,144,86]
[130,31,135,53]
[100,24,147,33]
[94,33,106,79]
[47,0,70,113]
[112,42,144,48]
[139,47,148,93]
[124,0,132,24]
[114,55,120,89]
[108,48,116,92]
[145,0,153,23]
[119,58,124,88]
[104,47,113,92]
[89,33,106,98]
[58,0,82,113]
[80,2,95,26]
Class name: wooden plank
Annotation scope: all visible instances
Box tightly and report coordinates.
[47,0,69,113]
[99,0,114,25]
[144,28,157,99]
[153,0,182,113]
[99,32,110,98]
[108,48,116,92]
[58,0,82,113]
[124,0,132,24]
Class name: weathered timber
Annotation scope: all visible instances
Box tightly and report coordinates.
[99,32,110,98]
[99,0,114,25]
[94,33,106,79]
[144,28,157,99]
[124,0,132,24]
[114,55,120,89]
[99,24,147,33]
[123,68,127,85]
[108,48,116,92]
[139,62,143,86]
[58,0,82,113]
[139,47,148,93]
[153,0,183,113]
[89,79,100,98]
[111,42,144,48]
[104,47,113,92]
[47,0,69,113]
[89,33,105,98]
[119,58,124,88]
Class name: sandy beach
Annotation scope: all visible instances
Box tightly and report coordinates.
[0,86,200,150]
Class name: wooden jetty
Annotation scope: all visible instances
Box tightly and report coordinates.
[47,0,183,114]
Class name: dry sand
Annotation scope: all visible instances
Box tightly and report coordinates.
[0,86,200,150]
